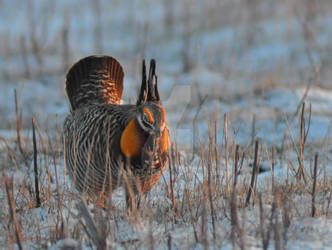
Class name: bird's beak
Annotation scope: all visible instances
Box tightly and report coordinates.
[153,129,161,137]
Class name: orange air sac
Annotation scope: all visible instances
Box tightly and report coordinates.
[120,118,146,158]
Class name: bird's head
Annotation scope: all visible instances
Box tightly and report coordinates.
[120,59,169,159]
[136,102,166,137]
[136,59,166,136]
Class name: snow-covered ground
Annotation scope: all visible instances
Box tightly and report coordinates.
[1,0,332,249]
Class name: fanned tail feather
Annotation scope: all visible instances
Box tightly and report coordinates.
[66,55,124,110]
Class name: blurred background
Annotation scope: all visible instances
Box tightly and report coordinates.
[1,0,332,148]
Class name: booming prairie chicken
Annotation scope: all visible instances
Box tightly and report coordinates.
[63,55,169,208]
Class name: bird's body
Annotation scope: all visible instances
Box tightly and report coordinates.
[63,56,169,206]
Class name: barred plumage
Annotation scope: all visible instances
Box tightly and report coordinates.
[63,56,169,208]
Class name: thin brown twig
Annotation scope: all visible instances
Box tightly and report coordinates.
[14,89,27,163]
[168,147,177,219]
[230,187,244,250]
[326,189,332,216]
[32,117,41,208]
[246,140,259,206]
[233,145,240,188]
[185,187,199,243]
[258,194,271,250]
[297,102,309,183]
[4,174,23,250]
[207,132,216,243]
[76,197,106,250]
[311,153,318,217]
[224,113,230,197]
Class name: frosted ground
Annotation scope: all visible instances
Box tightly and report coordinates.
[0,0,332,249]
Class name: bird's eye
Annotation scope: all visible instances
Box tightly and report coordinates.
[143,113,150,123]
[143,108,154,124]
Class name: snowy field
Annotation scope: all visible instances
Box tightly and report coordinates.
[1,0,332,249]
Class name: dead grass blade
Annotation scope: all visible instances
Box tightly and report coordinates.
[32,117,41,208]
[76,197,107,250]
[4,174,23,250]
[245,140,259,206]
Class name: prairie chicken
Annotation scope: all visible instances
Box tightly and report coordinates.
[63,55,169,208]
